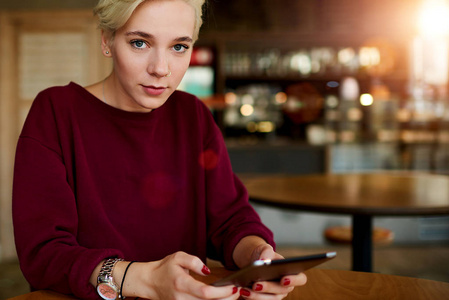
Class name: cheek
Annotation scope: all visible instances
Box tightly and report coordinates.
[172,59,191,80]
[112,47,146,76]
[114,55,139,77]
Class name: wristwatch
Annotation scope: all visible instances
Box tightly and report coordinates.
[97,257,124,300]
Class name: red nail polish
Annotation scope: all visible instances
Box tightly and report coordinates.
[255,283,263,291]
[232,287,238,294]
[240,289,251,297]
[201,265,211,275]
[283,278,291,286]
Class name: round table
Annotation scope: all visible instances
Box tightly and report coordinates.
[297,268,449,299]
[242,172,449,272]
[9,268,449,299]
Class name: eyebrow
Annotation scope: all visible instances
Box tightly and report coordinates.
[125,31,193,43]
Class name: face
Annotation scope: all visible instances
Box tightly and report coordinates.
[103,0,195,112]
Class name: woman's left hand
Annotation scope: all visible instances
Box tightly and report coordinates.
[239,244,307,299]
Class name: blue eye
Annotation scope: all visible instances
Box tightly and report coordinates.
[173,44,188,53]
[131,40,146,49]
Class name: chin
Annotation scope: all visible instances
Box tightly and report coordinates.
[141,99,168,111]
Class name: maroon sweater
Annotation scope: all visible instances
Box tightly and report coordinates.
[12,82,274,299]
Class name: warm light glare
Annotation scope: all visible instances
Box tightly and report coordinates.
[246,121,275,133]
[240,104,254,116]
[360,93,374,106]
[359,47,381,67]
[340,77,360,101]
[325,95,339,108]
[347,107,363,121]
[225,92,237,105]
[275,92,287,104]
[258,121,274,133]
[338,48,356,65]
[418,0,449,36]
[290,52,312,74]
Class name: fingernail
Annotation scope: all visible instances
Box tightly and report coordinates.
[201,265,211,275]
[240,289,251,297]
[232,287,238,294]
[283,278,291,286]
[255,283,263,291]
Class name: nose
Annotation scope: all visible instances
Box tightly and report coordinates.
[147,49,170,78]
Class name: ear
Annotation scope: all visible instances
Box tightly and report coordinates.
[101,30,113,57]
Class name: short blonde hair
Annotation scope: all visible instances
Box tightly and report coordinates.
[93,0,205,41]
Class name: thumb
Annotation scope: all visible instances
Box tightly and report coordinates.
[252,244,273,261]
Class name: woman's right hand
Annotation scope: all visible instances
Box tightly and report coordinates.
[116,251,239,300]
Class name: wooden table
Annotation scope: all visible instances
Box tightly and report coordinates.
[9,268,449,299]
[242,173,449,272]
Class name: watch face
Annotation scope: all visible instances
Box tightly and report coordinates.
[97,283,118,300]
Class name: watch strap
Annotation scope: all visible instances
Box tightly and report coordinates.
[98,258,123,279]
[97,257,124,300]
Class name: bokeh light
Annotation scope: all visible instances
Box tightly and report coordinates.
[240,104,254,116]
[418,0,449,37]
[360,93,374,106]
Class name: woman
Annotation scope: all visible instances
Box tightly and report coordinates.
[12,0,307,299]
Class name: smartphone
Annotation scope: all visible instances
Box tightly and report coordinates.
[212,252,336,287]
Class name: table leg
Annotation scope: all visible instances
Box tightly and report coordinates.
[351,214,373,272]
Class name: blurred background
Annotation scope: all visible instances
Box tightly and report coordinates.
[1,0,449,297]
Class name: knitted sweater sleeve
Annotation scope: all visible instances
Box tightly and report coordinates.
[12,91,122,299]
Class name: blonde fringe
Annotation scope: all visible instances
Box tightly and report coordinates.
[93,0,205,41]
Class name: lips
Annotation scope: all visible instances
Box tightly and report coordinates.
[142,85,167,96]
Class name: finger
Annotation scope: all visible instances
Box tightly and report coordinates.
[255,244,275,261]
[251,281,294,295]
[239,288,288,300]
[213,286,240,300]
[168,252,241,299]
[258,246,283,261]
[190,284,240,299]
[170,251,211,276]
[253,273,306,295]
[216,287,240,300]
[174,272,239,299]
[280,273,307,287]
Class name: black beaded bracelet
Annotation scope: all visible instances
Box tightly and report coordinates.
[119,261,137,299]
